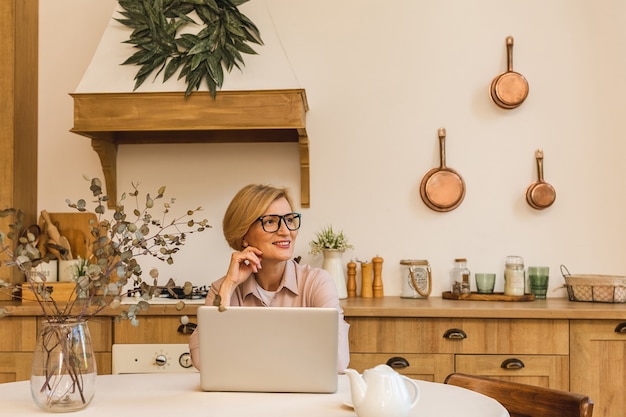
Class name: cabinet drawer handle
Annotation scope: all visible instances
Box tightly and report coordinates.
[443,328,467,339]
[386,356,410,369]
[615,322,626,333]
[500,358,525,370]
[177,322,197,335]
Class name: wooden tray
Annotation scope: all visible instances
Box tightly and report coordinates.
[17,282,78,304]
[442,291,535,302]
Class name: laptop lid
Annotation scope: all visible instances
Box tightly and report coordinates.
[196,306,338,393]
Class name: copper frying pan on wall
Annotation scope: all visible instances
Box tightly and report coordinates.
[490,36,529,109]
[420,128,466,212]
[526,149,556,209]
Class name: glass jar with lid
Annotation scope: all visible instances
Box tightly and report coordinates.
[450,258,470,294]
[400,259,432,298]
[504,256,525,296]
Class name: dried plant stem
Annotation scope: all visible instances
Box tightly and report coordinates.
[36,321,93,407]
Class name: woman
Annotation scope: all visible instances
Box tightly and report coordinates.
[189,184,350,373]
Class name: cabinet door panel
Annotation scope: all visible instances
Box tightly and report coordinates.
[347,317,568,354]
[96,352,112,375]
[87,317,113,352]
[114,316,195,344]
[455,354,569,390]
[349,353,453,382]
[571,320,626,417]
[0,352,33,382]
[0,317,37,351]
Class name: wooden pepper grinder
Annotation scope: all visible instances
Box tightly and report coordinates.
[347,261,357,298]
[360,261,373,298]
[372,256,384,297]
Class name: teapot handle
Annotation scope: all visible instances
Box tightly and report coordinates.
[402,376,420,408]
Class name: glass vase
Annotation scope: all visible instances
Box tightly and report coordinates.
[31,320,97,412]
[322,249,348,299]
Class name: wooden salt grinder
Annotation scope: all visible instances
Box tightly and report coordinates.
[360,261,373,298]
[347,261,357,298]
[372,256,384,297]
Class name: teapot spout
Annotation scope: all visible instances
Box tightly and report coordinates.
[344,368,366,407]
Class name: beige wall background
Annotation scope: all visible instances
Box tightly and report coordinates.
[38,0,626,297]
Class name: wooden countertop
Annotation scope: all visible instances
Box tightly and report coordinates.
[340,296,626,320]
[0,301,202,317]
[2,297,626,320]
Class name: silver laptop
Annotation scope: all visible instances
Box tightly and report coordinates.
[196,306,338,393]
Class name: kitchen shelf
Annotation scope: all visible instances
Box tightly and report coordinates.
[70,89,310,208]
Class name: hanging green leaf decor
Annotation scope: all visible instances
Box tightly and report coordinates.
[116,0,263,97]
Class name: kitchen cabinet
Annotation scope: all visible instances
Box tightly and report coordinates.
[0,317,37,383]
[348,353,453,382]
[346,317,569,389]
[0,316,111,382]
[79,317,113,375]
[113,315,195,344]
[0,302,201,381]
[341,297,626,417]
[454,354,569,388]
[570,319,626,417]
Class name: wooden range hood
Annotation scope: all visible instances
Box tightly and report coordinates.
[70,89,310,208]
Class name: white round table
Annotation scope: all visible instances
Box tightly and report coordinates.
[0,373,509,416]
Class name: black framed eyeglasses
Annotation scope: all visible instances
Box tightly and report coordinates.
[256,213,301,233]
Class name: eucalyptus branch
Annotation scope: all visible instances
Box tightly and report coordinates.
[2,183,209,410]
[0,177,210,324]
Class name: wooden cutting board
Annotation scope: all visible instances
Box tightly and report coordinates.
[38,212,97,260]
[442,291,536,302]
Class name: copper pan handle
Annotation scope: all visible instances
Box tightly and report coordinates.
[438,127,447,169]
[535,149,545,182]
[506,36,514,72]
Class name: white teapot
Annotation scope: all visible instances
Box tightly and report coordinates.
[345,364,420,417]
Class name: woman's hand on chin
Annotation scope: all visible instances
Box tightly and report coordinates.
[226,246,263,285]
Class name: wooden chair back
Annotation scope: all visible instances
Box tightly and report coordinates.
[444,373,593,417]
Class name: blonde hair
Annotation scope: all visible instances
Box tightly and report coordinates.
[223,184,296,250]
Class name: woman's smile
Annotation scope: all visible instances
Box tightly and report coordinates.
[273,240,291,248]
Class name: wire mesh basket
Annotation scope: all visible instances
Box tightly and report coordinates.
[561,265,626,303]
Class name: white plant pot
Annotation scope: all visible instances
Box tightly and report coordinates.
[322,250,348,299]
[58,259,81,282]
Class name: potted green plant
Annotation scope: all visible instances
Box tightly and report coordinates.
[309,225,353,256]
[309,226,353,299]
[0,177,209,412]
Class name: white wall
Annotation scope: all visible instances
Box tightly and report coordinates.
[38,0,626,297]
